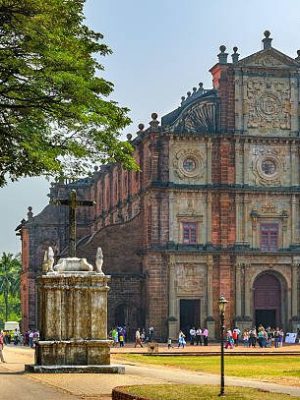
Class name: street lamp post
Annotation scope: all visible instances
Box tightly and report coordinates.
[218,295,228,397]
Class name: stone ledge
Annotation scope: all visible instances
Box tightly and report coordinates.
[25,364,125,374]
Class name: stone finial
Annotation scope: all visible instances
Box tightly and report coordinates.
[181,96,185,104]
[95,247,104,275]
[262,30,272,49]
[192,87,197,94]
[198,82,204,93]
[218,45,228,64]
[137,123,144,133]
[187,91,191,98]
[295,49,300,62]
[27,206,33,220]
[149,113,159,130]
[231,46,239,63]
[126,133,132,141]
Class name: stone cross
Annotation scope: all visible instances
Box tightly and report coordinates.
[52,189,95,257]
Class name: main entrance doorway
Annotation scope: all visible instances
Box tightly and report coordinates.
[253,273,281,328]
[180,299,200,335]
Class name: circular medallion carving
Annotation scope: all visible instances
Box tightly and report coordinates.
[257,93,280,117]
[255,154,280,183]
[183,158,196,173]
[173,149,204,179]
[261,159,277,176]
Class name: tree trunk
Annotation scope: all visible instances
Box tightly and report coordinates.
[4,290,9,322]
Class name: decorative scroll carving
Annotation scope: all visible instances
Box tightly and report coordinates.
[246,79,290,130]
[170,100,216,133]
[248,54,287,68]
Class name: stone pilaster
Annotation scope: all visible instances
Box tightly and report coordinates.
[292,262,299,317]
[235,263,242,317]
[168,255,177,339]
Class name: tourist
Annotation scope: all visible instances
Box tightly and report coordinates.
[249,328,257,347]
[148,326,154,342]
[0,331,6,363]
[13,329,19,345]
[111,327,118,347]
[189,327,196,345]
[279,328,284,347]
[119,332,124,348]
[140,328,146,343]
[242,329,249,347]
[232,327,240,346]
[202,327,209,346]
[135,328,143,348]
[177,330,186,348]
[196,327,202,345]
[167,337,173,349]
[274,327,280,348]
[225,330,234,349]
[257,328,267,348]
[29,330,34,348]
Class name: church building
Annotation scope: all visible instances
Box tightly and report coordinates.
[18,31,300,339]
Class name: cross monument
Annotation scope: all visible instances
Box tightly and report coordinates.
[52,189,95,257]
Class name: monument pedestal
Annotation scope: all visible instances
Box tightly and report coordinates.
[26,255,124,373]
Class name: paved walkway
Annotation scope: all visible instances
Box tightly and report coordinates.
[1,344,300,399]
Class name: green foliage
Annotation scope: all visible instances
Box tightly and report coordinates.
[0,252,21,325]
[0,0,137,187]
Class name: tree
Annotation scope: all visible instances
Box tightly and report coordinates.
[0,252,21,322]
[0,0,136,187]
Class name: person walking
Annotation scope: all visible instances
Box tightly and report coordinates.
[135,328,144,348]
[177,330,186,348]
[0,331,6,363]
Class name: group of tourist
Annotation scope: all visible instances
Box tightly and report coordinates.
[134,327,155,347]
[176,327,209,348]
[2,329,39,347]
[110,326,127,347]
[225,326,285,349]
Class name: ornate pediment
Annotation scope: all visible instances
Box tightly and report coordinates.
[237,48,299,69]
[169,99,217,134]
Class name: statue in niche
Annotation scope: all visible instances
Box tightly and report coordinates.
[95,247,104,274]
[42,246,55,274]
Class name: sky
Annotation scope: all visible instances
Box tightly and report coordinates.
[1,0,300,255]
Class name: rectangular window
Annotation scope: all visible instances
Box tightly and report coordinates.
[260,223,279,251]
[183,222,197,244]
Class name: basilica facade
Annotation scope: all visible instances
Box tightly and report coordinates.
[19,32,300,339]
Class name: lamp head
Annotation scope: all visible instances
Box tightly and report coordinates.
[218,295,228,314]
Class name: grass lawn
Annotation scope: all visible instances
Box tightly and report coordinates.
[119,384,294,399]
[112,354,300,386]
